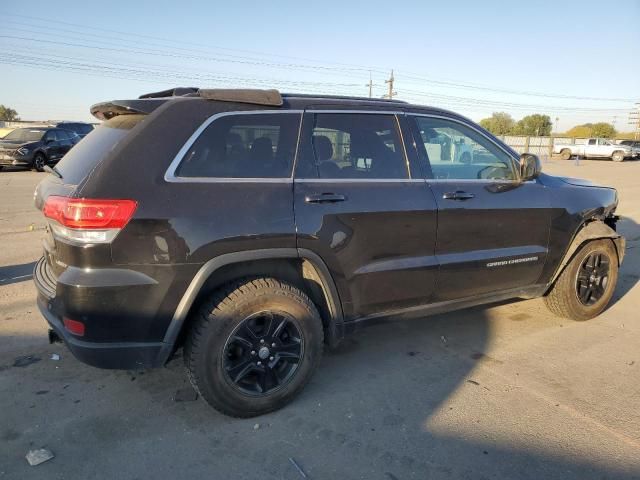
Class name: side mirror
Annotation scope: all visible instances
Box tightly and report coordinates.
[45,139,54,145]
[519,153,541,181]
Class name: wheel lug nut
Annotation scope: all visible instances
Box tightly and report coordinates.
[251,350,256,355]
[260,339,265,344]
[257,361,262,366]
[271,343,276,347]
[269,356,274,361]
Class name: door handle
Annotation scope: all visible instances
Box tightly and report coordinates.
[442,191,475,201]
[305,193,346,204]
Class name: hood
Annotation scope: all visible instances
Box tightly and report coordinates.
[557,176,602,188]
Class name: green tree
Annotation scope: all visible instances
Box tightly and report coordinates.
[0,105,20,121]
[513,114,552,136]
[479,112,515,135]
[565,122,616,138]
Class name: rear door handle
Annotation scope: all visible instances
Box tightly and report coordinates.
[305,193,346,204]
[442,191,475,201]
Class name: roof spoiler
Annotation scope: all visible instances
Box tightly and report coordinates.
[90,99,169,120]
[91,88,284,120]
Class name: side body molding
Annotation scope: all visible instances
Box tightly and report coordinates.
[155,248,344,365]
[549,221,625,287]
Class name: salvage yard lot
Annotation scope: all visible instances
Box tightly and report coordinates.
[1,159,639,479]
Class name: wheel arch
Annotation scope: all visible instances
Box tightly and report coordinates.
[547,220,625,291]
[155,248,344,366]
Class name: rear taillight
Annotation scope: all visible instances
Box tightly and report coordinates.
[43,196,137,244]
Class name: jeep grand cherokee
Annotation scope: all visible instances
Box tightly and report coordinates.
[33,88,625,417]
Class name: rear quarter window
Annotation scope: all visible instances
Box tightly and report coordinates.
[55,114,146,185]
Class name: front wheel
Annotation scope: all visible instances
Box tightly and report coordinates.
[612,151,625,162]
[544,239,618,321]
[33,153,47,172]
[184,277,324,417]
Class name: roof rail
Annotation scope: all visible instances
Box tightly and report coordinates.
[281,93,408,104]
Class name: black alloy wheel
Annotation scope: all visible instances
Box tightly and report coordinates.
[223,310,303,396]
[575,252,610,306]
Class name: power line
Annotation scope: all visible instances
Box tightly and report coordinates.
[0,13,633,103]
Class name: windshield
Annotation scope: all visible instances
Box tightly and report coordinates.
[55,114,146,184]
[3,128,46,142]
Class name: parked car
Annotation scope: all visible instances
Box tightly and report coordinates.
[619,140,640,157]
[55,121,95,139]
[0,126,80,171]
[554,138,635,162]
[34,88,625,417]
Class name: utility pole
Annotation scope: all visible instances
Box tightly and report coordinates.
[554,117,559,135]
[365,72,374,98]
[629,103,640,140]
[383,69,396,99]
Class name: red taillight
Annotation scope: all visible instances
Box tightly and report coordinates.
[43,196,137,229]
[63,317,85,336]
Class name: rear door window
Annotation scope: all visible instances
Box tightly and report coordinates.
[55,114,147,185]
[301,113,408,179]
[174,112,301,179]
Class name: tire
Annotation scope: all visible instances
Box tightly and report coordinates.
[184,277,324,417]
[544,239,618,321]
[612,151,625,162]
[33,152,47,172]
[560,149,572,160]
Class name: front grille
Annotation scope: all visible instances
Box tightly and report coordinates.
[33,256,57,299]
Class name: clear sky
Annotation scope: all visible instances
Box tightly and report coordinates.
[1,0,638,131]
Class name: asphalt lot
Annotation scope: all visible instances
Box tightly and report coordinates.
[1,159,639,479]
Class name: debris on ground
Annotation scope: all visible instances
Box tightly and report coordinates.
[50,354,60,361]
[288,457,308,478]
[25,448,54,466]
[253,423,260,430]
[13,355,41,368]
[440,335,447,345]
[173,388,198,402]
[467,380,480,386]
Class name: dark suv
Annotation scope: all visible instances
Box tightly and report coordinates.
[0,126,79,171]
[33,88,625,417]
[55,121,95,139]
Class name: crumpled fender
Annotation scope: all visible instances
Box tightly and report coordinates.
[550,221,625,286]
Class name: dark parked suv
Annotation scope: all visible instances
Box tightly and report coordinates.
[0,126,80,171]
[33,88,626,417]
[55,121,94,139]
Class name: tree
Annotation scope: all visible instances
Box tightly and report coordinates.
[513,114,552,136]
[565,122,616,138]
[0,105,20,121]
[479,112,515,135]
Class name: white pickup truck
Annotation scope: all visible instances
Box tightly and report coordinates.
[554,138,635,162]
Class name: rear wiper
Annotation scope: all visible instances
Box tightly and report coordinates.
[43,165,63,179]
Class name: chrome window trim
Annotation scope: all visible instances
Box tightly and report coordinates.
[409,113,521,183]
[164,110,303,183]
[301,109,412,181]
[294,178,425,184]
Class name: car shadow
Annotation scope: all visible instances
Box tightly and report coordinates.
[0,261,37,286]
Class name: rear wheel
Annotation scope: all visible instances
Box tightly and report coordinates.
[544,239,618,321]
[184,277,324,417]
[33,153,46,172]
[560,149,572,160]
[612,151,625,162]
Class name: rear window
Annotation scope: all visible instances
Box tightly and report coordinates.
[174,112,301,178]
[55,114,146,185]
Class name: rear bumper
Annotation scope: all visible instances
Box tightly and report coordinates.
[33,256,167,369]
[37,295,163,369]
